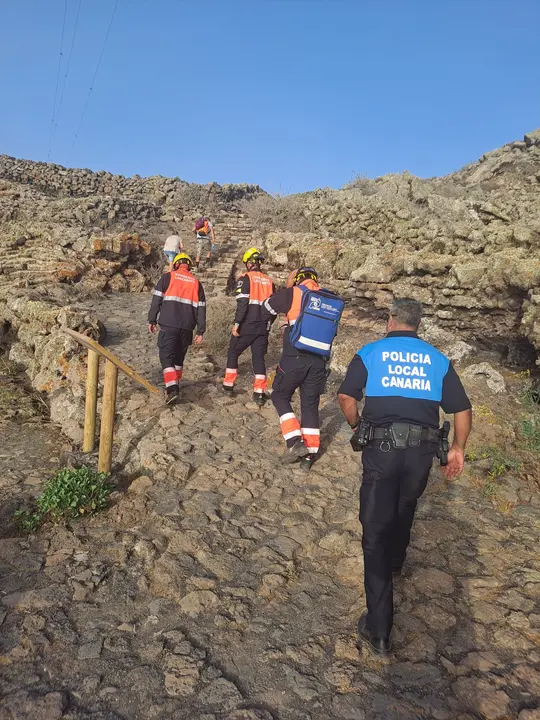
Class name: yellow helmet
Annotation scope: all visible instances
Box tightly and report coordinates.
[172,252,193,268]
[242,247,265,265]
[294,266,318,284]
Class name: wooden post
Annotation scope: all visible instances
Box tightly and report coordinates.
[83,350,100,452]
[98,360,118,473]
[63,328,159,474]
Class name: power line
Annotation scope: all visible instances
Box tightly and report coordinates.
[51,0,83,154]
[47,0,68,160]
[68,0,120,163]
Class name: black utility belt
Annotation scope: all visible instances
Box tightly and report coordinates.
[351,421,438,453]
[351,420,450,465]
[372,424,439,447]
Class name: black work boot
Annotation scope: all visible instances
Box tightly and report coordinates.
[166,388,180,406]
[282,437,307,464]
[222,384,234,396]
[299,453,316,472]
[252,392,268,407]
[356,613,391,656]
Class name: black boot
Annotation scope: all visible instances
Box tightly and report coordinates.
[252,392,268,407]
[166,387,180,406]
[299,453,316,472]
[222,384,234,396]
[356,613,391,656]
[282,437,307,464]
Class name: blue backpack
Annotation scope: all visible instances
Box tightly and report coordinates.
[289,286,345,357]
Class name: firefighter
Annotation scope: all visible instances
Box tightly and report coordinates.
[223,248,276,406]
[264,267,334,471]
[148,253,206,405]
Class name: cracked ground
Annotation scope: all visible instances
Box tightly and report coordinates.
[1,294,539,720]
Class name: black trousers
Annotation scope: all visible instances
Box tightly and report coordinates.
[226,332,268,376]
[360,441,437,639]
[157,329,193,391]
[271,353,327,453]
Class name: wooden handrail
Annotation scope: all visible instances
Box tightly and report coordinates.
[65,329,159,395]
[64,328,159,473]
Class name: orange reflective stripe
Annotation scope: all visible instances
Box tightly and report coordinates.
[223,368,238,387]
[286,280,319,324]
[163,367,178,387]
[279,412,301,439]
[248,271,274,303]
[301,428,320,453]
[253,374,267,393]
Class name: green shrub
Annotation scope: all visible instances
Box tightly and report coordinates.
[519,371,540,410]
[520,418,540,454]
[13,466,114,532]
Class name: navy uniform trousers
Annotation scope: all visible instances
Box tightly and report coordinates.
[271,353,327,452]
[360,440,437,639]
[226,333,268,376]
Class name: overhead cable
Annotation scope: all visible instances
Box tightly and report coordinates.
[47,0,68,160]
[67,0,120,163]
[51,0,83,154]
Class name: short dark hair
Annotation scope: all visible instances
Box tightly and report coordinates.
[389,297,423,329]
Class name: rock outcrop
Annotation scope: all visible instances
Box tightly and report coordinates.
[253,130,540,364]
[1,130,539,380]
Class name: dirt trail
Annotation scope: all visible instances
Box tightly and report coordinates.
[1,294,540,720]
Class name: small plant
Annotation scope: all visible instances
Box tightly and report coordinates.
[467,446,523,499]
[520,418,540,454]
[13,466,114,532]
[518,371,540,411]
[482,478,499,498]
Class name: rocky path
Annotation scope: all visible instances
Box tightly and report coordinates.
[1,295,540,720]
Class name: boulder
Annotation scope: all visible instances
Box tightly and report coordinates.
[524,128,540,147]
[461,362,506,394]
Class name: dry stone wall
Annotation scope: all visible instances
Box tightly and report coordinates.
[0,154,263,207]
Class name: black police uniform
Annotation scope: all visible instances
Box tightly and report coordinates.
[339,330,471,639]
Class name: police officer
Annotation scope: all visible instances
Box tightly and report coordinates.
[264,267,329,471]
[223,248,275,405]
[338,298,472,655]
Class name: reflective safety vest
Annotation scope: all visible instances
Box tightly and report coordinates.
[242,270,274,305]
[152,265,206,331]
[286,279,320,325]
[234,270,275,330]
[163,266,201,307]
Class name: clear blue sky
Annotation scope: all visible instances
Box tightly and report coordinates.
[1,0,539,193]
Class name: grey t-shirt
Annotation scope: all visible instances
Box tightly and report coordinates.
[163,235,182,252]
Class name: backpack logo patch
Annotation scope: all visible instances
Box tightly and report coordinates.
[308,296,321,311]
